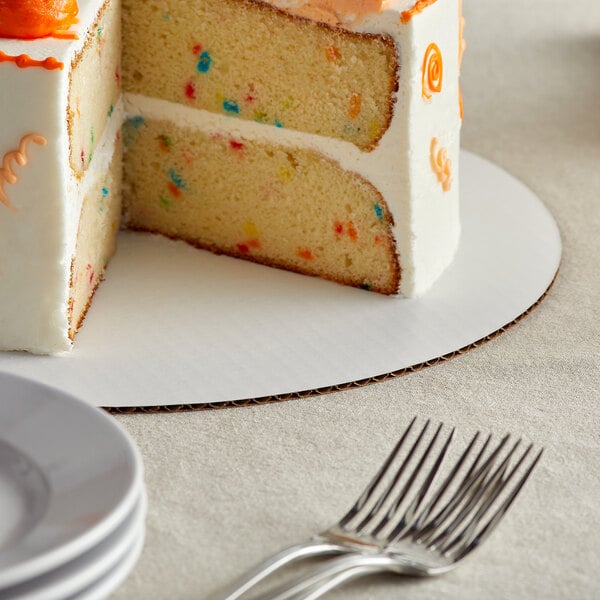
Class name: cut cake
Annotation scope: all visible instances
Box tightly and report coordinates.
[0,0,464,354]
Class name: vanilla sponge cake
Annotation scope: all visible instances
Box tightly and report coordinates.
[0,0,463,354]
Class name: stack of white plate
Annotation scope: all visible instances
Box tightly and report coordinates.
[0,372,146,600]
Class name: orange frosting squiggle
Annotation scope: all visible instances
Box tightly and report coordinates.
[430,137,451,192]
[0,134,47,212]
[422,42,442,100]
[0,51,63,70]
[401,0,438,23]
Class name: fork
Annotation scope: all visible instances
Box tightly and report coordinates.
[218,418,542,600]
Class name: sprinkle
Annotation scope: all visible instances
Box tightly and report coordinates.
[360,282,372,291]
[168,169,186,189]
[197,51,212,73]
[236,243,249,254]
[159,196,172,208]
[347,221,358,241]
[185,81,197,100]
[128,115,145,128]
[334,221,344,235]
[297,248,314,261]
[192,43,202,55]
[274,119,283,128]
[253,109,268,123]
[157,134,172,152]
[223,99,240,114]
[373,203,384,221]
[243,222,259,238]
[167,182,182,197]
[107,104,114,117]
[324,45,341,63]
[348,93,361,119]
[229,140,244,152]
[102,187,109,197]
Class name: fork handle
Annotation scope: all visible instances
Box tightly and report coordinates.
[268,554,401,600]
[216,540,349,600]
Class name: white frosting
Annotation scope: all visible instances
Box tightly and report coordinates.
[0,0,461,353]
[0,0,119,353]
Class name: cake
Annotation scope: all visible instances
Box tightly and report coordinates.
[0,0,464,354]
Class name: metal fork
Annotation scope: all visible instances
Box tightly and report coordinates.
[218,418,542,600]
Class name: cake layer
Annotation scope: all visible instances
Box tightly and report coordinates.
[68,0,122,175]
[122,111,400,294]
[70,136,122,339]
[121,0,398,151]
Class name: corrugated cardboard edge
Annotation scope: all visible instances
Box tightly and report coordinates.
[106,268,559,413]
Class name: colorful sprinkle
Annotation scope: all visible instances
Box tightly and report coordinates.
[157,134,172,152]
[229,140,245,152]
[185,81,197,100]
[348,93,361,119]
[274,119,283,128]
[223,99,240,114]
[168,169,186,190]
[243,222,259,238]
[197,50,212,73]
[373,203,384,221]
[128,116,145,128]
[253,109,267,123]
[297,248,314,261]
[167,182,182,198]
[325,45,341,63]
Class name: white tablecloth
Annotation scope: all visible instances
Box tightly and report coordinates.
[112,1,600,598]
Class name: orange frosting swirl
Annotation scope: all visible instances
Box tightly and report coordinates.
[430,137,451,192]
[422,42,443,101]
[0,0,79,40]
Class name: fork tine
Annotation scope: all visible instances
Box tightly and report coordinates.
[405,430,481,538]
[338,417,417,529]
[441,444,541,557]
[416,433,511,544]
[423,437,524,550]
[377,424,452,540]
[350,419,432,534]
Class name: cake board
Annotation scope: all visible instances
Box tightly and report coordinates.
[0,151,562,409]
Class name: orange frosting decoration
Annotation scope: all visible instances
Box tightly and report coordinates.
[430,138,451,192]
[0,51,63,70]
[422,42,443,100]
[401,0,438,23]
[0,0,79,40]
[0,134,47,212]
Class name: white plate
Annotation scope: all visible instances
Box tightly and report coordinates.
[73,527,145,600]
[0,374,144,588]
[0,151,561,407]
[0,491,146,599]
